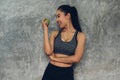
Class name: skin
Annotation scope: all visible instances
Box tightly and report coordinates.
[42,10,86,67]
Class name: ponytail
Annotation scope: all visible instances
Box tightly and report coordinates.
[70,7,82,32]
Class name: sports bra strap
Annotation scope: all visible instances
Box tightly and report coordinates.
[75,30,78,43]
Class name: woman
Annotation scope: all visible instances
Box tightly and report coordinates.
[42,5,86,80]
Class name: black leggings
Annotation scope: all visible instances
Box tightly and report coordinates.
[42,63,74,80]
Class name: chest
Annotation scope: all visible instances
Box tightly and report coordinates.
[54,34,77,55]
[61,32,75,42]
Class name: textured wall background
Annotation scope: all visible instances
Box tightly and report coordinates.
[0,0,120,80]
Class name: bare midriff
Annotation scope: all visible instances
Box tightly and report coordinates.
[50,53,73,67]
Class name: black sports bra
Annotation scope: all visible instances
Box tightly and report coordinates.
[54,30,78,55]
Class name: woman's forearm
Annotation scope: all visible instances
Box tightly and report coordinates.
[50,55,80,64]
[43,29,52,56]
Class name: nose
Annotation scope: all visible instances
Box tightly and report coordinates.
[56,18,59,23]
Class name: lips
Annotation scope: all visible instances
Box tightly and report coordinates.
[57,22,61,26]
[57,21,60,24]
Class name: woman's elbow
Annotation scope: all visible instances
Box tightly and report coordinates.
[74,58,80,63]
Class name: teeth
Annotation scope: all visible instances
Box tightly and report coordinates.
[57,22,60,25]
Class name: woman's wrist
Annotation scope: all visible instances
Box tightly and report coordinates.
[43,28,48,32]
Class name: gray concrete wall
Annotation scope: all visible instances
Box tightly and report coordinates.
[0,0,120,80]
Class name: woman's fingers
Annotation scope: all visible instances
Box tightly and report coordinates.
[41,18,48,29]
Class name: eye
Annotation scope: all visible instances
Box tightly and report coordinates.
[57,15,60,18]
[56,14,60,18]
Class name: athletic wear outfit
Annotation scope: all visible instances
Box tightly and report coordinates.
[42,29,78,80]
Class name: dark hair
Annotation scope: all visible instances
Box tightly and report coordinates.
[57,5,82,32]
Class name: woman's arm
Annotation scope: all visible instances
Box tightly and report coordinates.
[43,28,52,56]
[50,32,86,64]
[42,19,52,56]
[42,20,58,56]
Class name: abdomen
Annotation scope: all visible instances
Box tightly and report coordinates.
[50,53,73,67]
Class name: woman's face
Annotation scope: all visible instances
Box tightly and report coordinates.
[56,10,69,28]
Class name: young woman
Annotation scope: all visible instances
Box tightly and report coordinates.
[42,5,86,80]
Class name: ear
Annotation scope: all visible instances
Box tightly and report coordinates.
[66,13,71,19]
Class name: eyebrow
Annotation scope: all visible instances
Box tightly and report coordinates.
[56,14,60,17]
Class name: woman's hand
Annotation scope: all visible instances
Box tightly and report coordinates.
[42,19,49,30]
[49,54,55,61]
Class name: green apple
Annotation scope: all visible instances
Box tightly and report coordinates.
[44,18,50,26]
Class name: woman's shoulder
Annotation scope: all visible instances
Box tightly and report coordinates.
[50,30,59,38]
[77,32,86,40]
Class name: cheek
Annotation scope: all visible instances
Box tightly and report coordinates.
[60,17,67,24]
[62,19,67,25]
[57,17,67,28]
